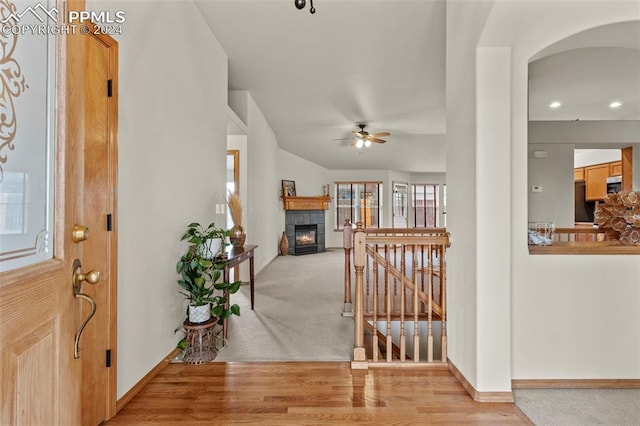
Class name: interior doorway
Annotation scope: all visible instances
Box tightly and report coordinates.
[226,116,247,282]
[392,181,408,228]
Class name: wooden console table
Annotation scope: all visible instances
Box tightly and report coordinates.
[221,244,258,338]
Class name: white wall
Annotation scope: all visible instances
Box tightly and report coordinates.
[228,91,248,126]
[475,46,512,392]
[88,0,230,398]
[278,150,329,199]
[226,91,283,272]
[529,120,640,145]
[528,143,575,227]
[574,149,621,168]
[244,93,282,270]
[478,2,640,381]
[445,0,495,393]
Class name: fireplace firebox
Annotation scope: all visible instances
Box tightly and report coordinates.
[284,210,325,256]
[294,224,318,255]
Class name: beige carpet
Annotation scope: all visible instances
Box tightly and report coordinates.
[514,388,640,426]
[213,248,354,362]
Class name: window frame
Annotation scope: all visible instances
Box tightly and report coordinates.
[411,183,439,228]
[334,181,382,230]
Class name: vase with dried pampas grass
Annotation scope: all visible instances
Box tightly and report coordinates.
[595,190,640,245]
[227,192,246,247]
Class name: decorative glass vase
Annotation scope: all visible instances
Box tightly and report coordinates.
[230,225,246,247]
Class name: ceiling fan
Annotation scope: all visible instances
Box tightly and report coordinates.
[333,124,391,148]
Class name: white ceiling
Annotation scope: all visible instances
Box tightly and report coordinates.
[528,21,640,122]
[195,1,639,172]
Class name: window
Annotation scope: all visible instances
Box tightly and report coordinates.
[412,184,439,227]
[335,182,382,229]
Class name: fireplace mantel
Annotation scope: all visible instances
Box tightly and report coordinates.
[282,195,331,211]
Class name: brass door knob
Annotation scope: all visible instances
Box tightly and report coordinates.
[72,262,101,293]
[77,269,101,284]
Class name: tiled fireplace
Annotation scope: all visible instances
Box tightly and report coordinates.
[284,210,325,255]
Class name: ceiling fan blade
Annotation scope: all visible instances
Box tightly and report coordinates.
[370,132,390,137]
[367,137,386,144]
[352,131,364,138]
[332,137,352,141]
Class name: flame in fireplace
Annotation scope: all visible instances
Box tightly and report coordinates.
[296,233,316,246]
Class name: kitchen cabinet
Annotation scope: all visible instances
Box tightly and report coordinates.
[585,164,609,201]
[574,167,585,181]
[609,161,622,177]
[574,159,623,200]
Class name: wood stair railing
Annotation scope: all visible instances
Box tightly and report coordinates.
[553,227,607,242]
[345,223,451,369]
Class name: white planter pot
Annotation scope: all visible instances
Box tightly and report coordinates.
[188,304,211,323]
[199,238,222,259]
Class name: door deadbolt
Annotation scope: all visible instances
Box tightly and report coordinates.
[72,225,89,243]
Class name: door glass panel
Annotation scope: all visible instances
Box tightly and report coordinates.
[0,2,56,271]
[393,182,408,228]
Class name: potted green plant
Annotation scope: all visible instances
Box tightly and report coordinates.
[181,222,229,259]
[177,223,241,324]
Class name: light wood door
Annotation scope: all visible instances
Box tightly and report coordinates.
[622,147,633,192]
[0,2,85,423]
[0,1,118,424]
[81,29,118,425]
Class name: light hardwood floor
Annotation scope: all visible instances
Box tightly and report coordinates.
[105,362,533,425]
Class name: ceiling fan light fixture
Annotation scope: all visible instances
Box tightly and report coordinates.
[364,140,372,148]
[355,139,364,149]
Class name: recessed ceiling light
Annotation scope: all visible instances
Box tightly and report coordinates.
[549,101,561,109]
[609,101,622,109]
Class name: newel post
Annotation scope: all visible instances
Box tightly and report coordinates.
[352,222,367,368]
[342,219,354,317]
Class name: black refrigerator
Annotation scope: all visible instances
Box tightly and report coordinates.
[574,181,595,223]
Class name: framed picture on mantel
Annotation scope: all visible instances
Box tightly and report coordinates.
[282,180,296,197]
